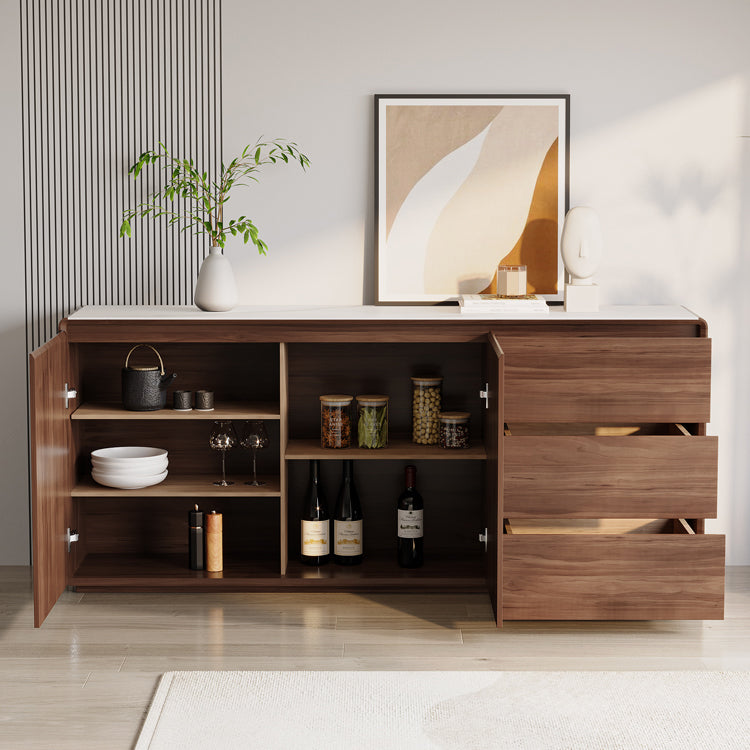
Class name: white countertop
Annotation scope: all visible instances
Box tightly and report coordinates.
[67,304,700,322]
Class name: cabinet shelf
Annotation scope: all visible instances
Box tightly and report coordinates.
[285,438,486,460]
[71,401,281,420]
[72,473,281,498]
[70,552,486,592]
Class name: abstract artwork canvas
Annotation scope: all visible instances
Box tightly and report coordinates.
[375,95,569,303]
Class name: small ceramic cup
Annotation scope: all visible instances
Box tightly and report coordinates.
[173,390,193,411]
[195,390,215,411]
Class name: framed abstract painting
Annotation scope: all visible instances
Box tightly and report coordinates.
[375,94,570,303]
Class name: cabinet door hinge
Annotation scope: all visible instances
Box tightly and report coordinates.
[479,383,489,409]
[64,383,78,409]
[478,528,488,551]
[66,528,79,552]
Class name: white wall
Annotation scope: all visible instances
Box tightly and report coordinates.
[222,0,750,564]
[1,0,29,564]
[2,0,749,565]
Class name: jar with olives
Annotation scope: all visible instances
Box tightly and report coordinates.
[320,395,353,448]
[438,411,470,449]
[411,376,442,445]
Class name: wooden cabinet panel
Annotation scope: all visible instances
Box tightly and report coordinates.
[504,434,718,518]
[29,332,72,627]
[503,532,725,620]
[501,337,711,423]
[485,334,503,624]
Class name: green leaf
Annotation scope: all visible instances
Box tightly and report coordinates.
[119,219,131,238]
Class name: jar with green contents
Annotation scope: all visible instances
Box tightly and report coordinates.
[411,376,442,445]
[356,394,389,449]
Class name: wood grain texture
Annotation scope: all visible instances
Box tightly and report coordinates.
[72,474,282,497]
[503,534,725,620]
[71,401,281,420]
[285,438,486,460]
[485,334,503,625]
[29,332,72,627]
[61,316,706,344]
[504,435,718,518]
[279,343,289,575]
[501,337,711,423]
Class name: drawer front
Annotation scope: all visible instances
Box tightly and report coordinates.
[503,534,725,620]
[504,435,718,518]
[501,337,711,423]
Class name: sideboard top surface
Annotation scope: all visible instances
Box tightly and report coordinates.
[61,305,705,343]
[68,304,700,322]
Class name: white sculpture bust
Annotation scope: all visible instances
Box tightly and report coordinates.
[561,206,602,285]
[561,206,601,311]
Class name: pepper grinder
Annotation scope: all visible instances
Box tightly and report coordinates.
[206,510,223,572]
[189,504,204,570]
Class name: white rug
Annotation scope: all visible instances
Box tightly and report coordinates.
[135,670,750,750]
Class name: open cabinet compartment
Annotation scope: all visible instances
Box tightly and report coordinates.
[281,340,498,593]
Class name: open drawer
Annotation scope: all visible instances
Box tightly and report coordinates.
[502,519,725,620]
[503,423,718,518]
[501,337,711,423]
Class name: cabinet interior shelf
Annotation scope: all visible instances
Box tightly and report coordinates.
[70,552,486,592]
[285,438,487,460]
[71,401,281,420]
[72,473,282,498]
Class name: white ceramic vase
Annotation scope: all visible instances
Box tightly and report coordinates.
[194,247,238,312]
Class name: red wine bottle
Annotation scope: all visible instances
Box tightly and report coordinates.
[300,460,330,565]
[333,460,363,565]
[397,464,423,568]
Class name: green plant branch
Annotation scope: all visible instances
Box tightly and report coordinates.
[120,138,309,252]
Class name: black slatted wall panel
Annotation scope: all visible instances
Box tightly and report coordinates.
[20,0,223,350]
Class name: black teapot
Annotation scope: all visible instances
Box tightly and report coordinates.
[121,345,177,411]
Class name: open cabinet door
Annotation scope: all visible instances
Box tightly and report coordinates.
[485,333,504,626]
[29,331,73,626]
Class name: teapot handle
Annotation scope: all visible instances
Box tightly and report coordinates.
[124,344,165,375]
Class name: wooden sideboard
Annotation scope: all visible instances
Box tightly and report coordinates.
[29,305,724,627]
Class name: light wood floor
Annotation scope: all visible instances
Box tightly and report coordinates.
[2,566,749,749]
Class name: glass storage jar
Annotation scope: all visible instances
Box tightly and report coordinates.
[320,395,353,448]
[438,411,470,449]
[411,376,443,445]
[356,394,389,449]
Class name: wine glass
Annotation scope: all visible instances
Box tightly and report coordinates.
[209,420,237,486]
[241,420,269,486]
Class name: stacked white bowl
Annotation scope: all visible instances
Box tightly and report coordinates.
[91,447,169,489]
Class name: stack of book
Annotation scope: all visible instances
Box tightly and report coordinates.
[458,294,549,314]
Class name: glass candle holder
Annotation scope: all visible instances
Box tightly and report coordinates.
[497,265,527,297]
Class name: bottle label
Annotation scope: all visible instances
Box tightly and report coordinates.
[301,520,329,556]
[398,509,423,539]
[334,519,363,556]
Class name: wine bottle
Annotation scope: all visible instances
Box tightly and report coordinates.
[333,460,363,565]
[397,464,423,568]
[300,460,330,565]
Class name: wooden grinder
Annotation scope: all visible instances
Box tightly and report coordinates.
[206,510,223,572]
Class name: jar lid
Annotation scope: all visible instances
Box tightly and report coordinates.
[356,394,389,405]
[320,394,354,406]
[411,376,443,385]
[439,411,470,423]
